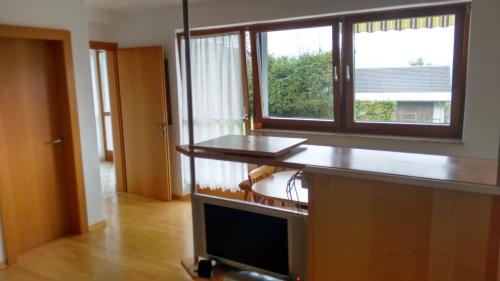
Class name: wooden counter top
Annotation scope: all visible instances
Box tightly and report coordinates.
[177,144,500,195]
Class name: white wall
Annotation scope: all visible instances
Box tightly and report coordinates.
[0,0,104,262]
[87,8,119,42]
[108,0,500,196]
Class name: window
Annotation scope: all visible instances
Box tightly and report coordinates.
[179,4,469,138]
[344,5,469,137]
[258,27,334,120]
[251,20,341,130]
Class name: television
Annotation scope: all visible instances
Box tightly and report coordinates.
[192,194,307,280]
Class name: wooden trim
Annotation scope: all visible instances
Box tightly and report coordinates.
[0,124,17,263]
[343,4,469,138]
[105,49,127,193]
[249,16,338,32]
[0,24,89,264]
[173,194,191,201]
[89,41,118,50]
[239,30,251,133]
[0,261,6,270]
[159,48,173,202]
[89,220,107,232]
[250,30,263,127]
[259,118,336,131]
[498,132,500,186]
[486,196,500,280]
[176,26,243,37]
[343,3,468,22]
[163,59,173,125]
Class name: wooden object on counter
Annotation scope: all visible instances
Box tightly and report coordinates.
[191,135,307,158]
[306,172,500,281]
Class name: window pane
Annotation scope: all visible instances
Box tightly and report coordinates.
[99,51,111,113]
[353,15,455,125]
[258,26,334,120]
[105,115,114,151]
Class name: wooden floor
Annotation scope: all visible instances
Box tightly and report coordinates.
[0,193,194,280]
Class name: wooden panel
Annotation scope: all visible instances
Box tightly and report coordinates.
[0,108,19,263]
[117,46,172,201]
[89,41,118,51]
[105,50,126,193]
[0,38,71,252]
[427,189,492,281]
[192,135,308,158]
[307,173,500,281]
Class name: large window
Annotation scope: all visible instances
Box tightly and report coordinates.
[179,4,469,138]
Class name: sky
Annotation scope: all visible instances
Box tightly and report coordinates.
[265,25,455,69]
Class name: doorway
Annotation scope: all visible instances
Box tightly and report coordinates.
[89,46,119,197]
[89,42,172,201]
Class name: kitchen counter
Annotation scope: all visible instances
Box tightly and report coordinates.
[177,143,499,194]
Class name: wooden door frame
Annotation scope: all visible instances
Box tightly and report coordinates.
[89,41,127,193]
[0,24,89,264]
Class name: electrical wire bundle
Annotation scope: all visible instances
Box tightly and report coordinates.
[286,170,305,214]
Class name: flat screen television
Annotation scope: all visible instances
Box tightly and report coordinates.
[192,194,307,280]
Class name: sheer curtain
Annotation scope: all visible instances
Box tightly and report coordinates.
[178,32,248,193]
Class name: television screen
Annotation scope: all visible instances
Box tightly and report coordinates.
[204,204,289,276]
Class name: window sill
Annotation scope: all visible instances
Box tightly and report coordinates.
[252,128,465,144]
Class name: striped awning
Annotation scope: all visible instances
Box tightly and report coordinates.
[354,15,455,33]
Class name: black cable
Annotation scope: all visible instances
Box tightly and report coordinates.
[286,170,304,214]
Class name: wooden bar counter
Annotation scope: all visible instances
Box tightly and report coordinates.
[177,143,500,281]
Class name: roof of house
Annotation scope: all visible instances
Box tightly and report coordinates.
[355,66,451,93]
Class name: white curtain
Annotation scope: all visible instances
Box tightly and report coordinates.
[178,33,248,193]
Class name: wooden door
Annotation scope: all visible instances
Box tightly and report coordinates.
[0,38,71,253]
[117,46,172,201]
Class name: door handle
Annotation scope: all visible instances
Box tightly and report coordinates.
[47,138,63,145]
[333,66,339,82]
[346,65,352,82]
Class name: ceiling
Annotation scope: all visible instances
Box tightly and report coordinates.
[86,0,216,13]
